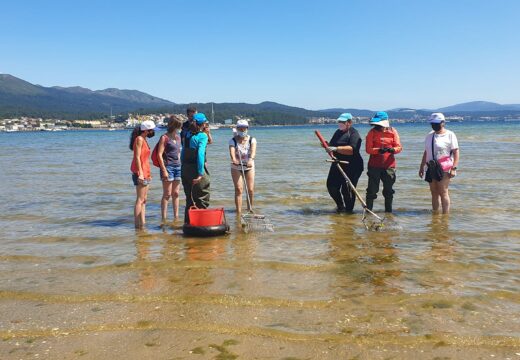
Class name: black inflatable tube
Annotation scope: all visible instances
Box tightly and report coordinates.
[182,223,230,237]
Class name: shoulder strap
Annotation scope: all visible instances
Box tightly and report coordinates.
[431,134,436,160]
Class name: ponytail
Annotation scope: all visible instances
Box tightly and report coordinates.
[129,126,143,150]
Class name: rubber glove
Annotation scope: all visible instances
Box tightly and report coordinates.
[326,146,337,153]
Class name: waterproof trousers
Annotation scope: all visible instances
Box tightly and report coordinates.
[327,164,363,213]
[182,163,210,223]
[365,167,396,213]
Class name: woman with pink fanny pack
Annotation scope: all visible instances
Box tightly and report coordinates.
[418,113,460,214]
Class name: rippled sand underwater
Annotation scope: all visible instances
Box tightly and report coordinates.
[1,123,519,359]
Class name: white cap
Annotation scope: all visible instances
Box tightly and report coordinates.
[140,120,156,130]
[429,113,445,124]
[236,119,249,128]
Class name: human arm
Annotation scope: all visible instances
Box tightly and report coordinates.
[419,150,427,178]
[203,123,213,144]
[365,130,380,155]
[158,135,168,179]
[389,129,403,154]
[134,137,145,182]
[336,130,361,155]
[193,133,208,184]
[334,145,353,155]
[247,138,257,167]
[229,138,239,165]
[449,148,459,178]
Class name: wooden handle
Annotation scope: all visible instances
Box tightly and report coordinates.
[315,130,335,159]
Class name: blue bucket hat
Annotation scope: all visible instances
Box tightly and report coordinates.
[337,113,353,122]
[370,111,390,127]
[193,113,208,125]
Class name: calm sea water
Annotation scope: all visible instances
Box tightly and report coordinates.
[0,122,519,358]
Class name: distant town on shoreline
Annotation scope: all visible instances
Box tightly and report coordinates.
[2,112,519,133]
[1,74,520,132]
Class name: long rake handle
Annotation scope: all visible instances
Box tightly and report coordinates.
[315,130,383,221]
[333,162,383,221]
[236,141,254,213]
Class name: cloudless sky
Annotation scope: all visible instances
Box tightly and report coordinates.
[1,0,519,110]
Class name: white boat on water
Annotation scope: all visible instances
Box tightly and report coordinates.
[209,103,221,130]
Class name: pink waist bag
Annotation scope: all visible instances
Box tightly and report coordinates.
[437,155,453,172]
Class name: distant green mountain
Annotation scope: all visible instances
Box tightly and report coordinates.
[135,101,335,125]
[1,74,519,122]
[438,101,520,112]
[0,74,174,119]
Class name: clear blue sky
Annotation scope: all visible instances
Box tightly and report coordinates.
[1,0,519,110]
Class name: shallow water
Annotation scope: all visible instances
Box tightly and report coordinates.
[1,123,519,359]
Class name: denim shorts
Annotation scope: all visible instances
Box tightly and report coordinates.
[132,173,151,186]
[162,164,181,181]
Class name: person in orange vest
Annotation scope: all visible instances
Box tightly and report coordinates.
[365,112,402,213]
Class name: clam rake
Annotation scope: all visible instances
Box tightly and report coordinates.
[237,149,274,233]
[241,212,274,233]
[315,130,386,231]
[327,159,386,231]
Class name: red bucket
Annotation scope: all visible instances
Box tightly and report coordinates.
[188,207,225,226]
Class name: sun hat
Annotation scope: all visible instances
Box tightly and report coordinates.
[236,119,249,128]
[369,111,390,128]
[337,113,353,122]
[140,120,156,131]
[429,113,445,124]
[193,113,208,125]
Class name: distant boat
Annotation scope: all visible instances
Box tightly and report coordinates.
[209,103,221,130]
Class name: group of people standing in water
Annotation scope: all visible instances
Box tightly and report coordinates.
[129,107,459,229]
[129,106,256,229]
[326,111,459,216]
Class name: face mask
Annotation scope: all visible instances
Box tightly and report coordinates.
[146,130,155,138]
[431,123,442,132]
[338,123,347,131]
[237,130,248,137]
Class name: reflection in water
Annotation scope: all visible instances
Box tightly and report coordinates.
[135,232,229,292]
[328,214,402,296]
[427,215,455,262]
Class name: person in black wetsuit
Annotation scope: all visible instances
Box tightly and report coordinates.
[325,113,364,213]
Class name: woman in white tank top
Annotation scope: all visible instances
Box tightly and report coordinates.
[228,120,257,216]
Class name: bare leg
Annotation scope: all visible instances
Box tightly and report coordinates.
[134,184,149,229]
[171,180,181,219]
[438,174,452,214]
[429,181,441,213]
[161,180,173,222]
[245,169,255,211]
[231,169,243,215]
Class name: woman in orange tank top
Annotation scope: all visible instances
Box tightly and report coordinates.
[129,120,156,229]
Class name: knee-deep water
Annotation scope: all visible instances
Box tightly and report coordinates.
[0,122,519,359]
